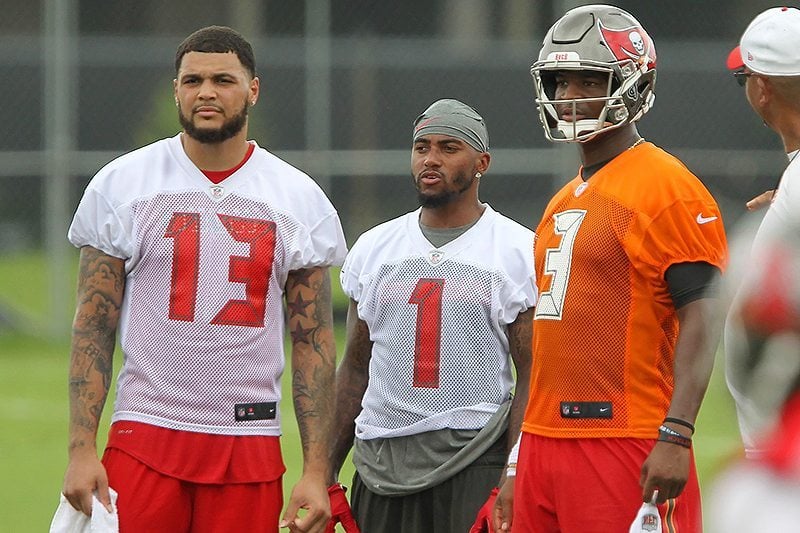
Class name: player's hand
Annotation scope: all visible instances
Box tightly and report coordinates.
[324,483,360,533]
[62,451,112,516]
[493,480,515,532]
[469,486,499,532]
[639,441,690,503]
[281,473,331,533]
[746,189,775,211]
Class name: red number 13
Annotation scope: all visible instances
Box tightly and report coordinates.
[165,212,277,327]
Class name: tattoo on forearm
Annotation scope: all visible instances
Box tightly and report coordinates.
[288,268,314,288]
[330,311,372,470]
[68,247,124,444]
[508,309,534,361]
[290,323,315,345]
[293,356,334,452]
[286,268,336,456]
[286,292,312,318]
[292,366,316,419]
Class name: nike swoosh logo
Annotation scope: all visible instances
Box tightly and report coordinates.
[599,407,609,412]
[696,213,718,225]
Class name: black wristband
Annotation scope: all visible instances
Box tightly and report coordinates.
[663,417,695,434]
[658,425,692,448]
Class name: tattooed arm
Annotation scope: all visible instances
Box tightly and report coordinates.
[280,266,335,532]
[328,298,372,485]
[62,246,125,515]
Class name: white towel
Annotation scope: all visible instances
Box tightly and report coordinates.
[49,488,119,533]
[628,490,662,533]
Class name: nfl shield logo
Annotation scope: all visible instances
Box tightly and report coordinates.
[210,185,224,199]
[237,407,246,418]
[428,250,443,265]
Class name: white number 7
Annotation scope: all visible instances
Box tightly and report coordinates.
[535,209,586,320]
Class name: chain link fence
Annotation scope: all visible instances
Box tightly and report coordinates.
[0,0,789,335]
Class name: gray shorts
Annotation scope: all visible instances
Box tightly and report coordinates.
[349,437,505,533]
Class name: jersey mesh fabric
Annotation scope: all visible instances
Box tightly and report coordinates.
[68,135,347,437]
[359,257,507,434]
[342,206,536,440]
[523,142,727,439]
[117,191,300,433]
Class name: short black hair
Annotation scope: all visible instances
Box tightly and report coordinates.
[175,26,256,78]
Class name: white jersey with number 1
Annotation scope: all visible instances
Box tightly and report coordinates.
[68,134,347,436]
[341,205,536,440]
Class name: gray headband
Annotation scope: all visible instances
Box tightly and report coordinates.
[412,99,489,152]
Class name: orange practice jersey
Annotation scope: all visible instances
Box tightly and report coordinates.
[522,142,727,439]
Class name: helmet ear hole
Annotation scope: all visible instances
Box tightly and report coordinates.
[610,107,628,123]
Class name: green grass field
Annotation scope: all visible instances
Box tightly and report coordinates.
[0,251,742,531]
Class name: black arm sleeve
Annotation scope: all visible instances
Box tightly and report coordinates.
[664,261,721,309]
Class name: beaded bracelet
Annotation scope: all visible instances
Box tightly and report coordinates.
[658,425,692,448]
[663,416,695,434]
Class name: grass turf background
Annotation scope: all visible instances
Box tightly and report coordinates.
[0,251,741,531]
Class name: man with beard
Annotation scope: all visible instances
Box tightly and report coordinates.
[60,26,346,532]
[327,99,536,533]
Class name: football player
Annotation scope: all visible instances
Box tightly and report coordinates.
[60,26,345,532]
[329,99,536,533]
[493,5,727,532]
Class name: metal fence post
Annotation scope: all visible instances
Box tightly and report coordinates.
[43,0,77,339]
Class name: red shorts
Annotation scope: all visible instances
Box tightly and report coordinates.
[103,448,283,533]
[513,432,702,533]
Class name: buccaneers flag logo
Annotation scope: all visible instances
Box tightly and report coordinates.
[598,21,656,70]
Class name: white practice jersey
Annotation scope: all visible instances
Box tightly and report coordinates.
[68,134,347,436]
[341,205,536,440]
[725,151,800,456]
